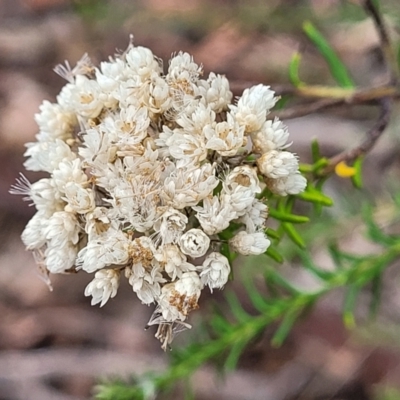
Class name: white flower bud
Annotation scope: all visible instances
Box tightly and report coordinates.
[193,196,237,235]
[44,211,80,248]
[158,272,202,322]
[147,73,171,113]
[126,46,162,80]
[168,131,208,166]
[45,242,78,273]
[126,264,165,305]
[232,84,277,133]
[85,269,120,307]
[175,271,203,296]
[205,113,245,156]
[30,178,64,213]
[251,118,290,154]
[266,173,307,196]
[240,199,269,233]
[52,158,88,191]
[58,75,104,119]
[257,150,299,179]
[198,72,232,113]
[34,100,77,141]
[21,211,48,250]
[154,208,188,244]
[229,231,270,255]
[221,186,255,215]
[179,228,210,258]
[24,139,76,173]
[76,229,130,273]
[224,165,261,194]
[64,182,96,214]
[199,252,230,292]
[154,244,195,280]
[168,52,201,82]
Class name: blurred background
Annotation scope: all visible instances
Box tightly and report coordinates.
[1,0,400,399]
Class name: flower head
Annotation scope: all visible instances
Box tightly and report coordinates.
[12,39,306,349]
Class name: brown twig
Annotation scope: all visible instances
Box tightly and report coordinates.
[269,98,342,120]
[363,0,399,82]
[319,1,398,175]
[321,97,393,174]
[270,85,398,120]
[230,80,398,120]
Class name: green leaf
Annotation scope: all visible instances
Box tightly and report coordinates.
[298,250,333,281]
[269,208,310,223]
[220,243,237,269]
[362,205,397,246]
[264,268,300,295]
[397,43,400,71]
[351,156,364,188]
[328,243,345,269]
[210,314,232,335]
[184,379,195,400]
[289,51,303,87]
[225,291,251,323]
[334,250,364,263]
[369,274,382,318]
[265,245,284,263]
[312,157,329,172]
[224,339,249,371]
[282,222,306,248]
[274,95,291,110]
[313,177,330,214]
[271,309,299,347]
[243,278,271,313]
[94,379,145,400]
[311,138,322,163]
[392,191,400,210]
[265,228,281,240]
[213,181,223,196]
[299,163,314,173]
[371,0,381,10]
[343,284,360,329]
[218,222,241,240]
[302,21,355,88]
[298,187,333,206]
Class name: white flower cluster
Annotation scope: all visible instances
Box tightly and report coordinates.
[12,39,306,349]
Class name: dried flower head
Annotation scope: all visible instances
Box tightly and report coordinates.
[11,38,306,350]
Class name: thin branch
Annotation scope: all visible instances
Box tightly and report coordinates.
[364,0,391,47]
[318,1,398,174]
[322,97,393,174]
[270,98,342,120]
[363,0,399,82]
[270,85,398,120]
